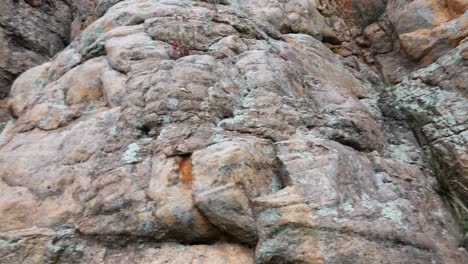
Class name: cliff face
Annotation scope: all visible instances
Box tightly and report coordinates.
[0,0,467,263]
[0,0,124,99]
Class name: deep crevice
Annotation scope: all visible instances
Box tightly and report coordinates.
[271,156,291,192]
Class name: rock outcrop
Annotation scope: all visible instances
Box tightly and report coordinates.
[0,0,124,98]
[0,0,467,263]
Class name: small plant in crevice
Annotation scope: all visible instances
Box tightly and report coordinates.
[430,148,468,232]
[167,28,196,59]
[291,26,312,35]
[383,79,396,88]
[330,47,341,54]
[405,113,468,232]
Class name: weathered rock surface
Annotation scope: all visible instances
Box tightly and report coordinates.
[0,0,467,263]
[388,38,468,214]
[0,0,123,98]
[255,134,464,263]
[0,227,253,263]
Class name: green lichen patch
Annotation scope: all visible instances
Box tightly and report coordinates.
[47,242,62,253]
[0,236,21,245]
[361,193,407,230]
[122,143,140,163]
[258,208,281,222]
[317,207,338,217]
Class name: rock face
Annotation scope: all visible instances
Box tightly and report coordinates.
[0,0,123,98]
[0,0,467,263]
[0,0,70,98]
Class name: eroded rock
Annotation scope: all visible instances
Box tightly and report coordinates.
[0,0,125,98]
[0,0,466,263]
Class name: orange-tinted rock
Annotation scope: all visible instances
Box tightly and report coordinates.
[0,0,467,263]
[448,0,468,14]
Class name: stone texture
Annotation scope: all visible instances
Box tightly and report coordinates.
[254,134,465,263]
[0,0,467,263]
[0,0,124,99]
[0,227,253,264]
[364,23,393,54]
[388,0,468,66]
[388,38,468,194]
[195,183,258,244]
[399,14,468,64]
